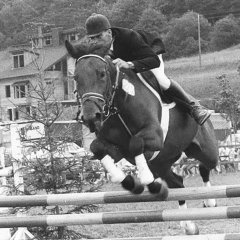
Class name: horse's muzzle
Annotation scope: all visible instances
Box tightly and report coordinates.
[81,112,102,133]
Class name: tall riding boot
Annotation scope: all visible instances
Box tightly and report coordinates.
[164,79,211,125]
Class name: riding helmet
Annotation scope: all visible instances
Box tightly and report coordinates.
[85,13,111,37]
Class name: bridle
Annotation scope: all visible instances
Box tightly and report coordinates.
[75,54,121,120]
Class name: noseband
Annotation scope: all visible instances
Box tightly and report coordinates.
[76,54,120,118]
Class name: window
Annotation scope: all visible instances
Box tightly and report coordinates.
[15,108,19,120]
[47,62,62,71]
[5,85,11,98]
[26,106,31,114]
[7,109,12,121]
[7,108,19,121]
[45,78,55,94]
[69,33,77,41]
[18,105,32,118]
[14,82,29,98]
[45,36,52,45]
[13,53,24,68]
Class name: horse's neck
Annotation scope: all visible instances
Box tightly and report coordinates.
[115,71,157,112]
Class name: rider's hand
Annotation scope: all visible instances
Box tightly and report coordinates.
[112,58,134,69]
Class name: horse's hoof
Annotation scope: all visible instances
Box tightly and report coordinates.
[185,223,199,235]
[148,180,169,200]
[147,181,161,194]
[121,175,144,194]
[131,177,144,194]
[203,199,217,208]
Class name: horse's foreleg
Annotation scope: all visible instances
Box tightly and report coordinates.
[199,163,217,207]
[135,153,154,185]
[101,155,144,194]
[91,139,144,194]
[129,136,168,196]
[101,155,125,183]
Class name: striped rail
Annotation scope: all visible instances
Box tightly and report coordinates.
[0,206,240,228]
[0,184,240,207]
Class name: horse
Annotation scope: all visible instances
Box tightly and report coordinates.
[65,39,219,235]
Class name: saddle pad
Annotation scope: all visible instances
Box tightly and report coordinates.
[137,73,175,160]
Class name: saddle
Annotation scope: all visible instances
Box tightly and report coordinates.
[139,70,172,104]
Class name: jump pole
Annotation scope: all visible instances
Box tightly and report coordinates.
[0,206,240,228]
[92,234,240,240]
[0,184,240,207]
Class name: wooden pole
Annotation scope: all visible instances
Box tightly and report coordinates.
[0,147,11,240]
[0,185,239,207]
[0,206,240,227]
[198,14,202,68]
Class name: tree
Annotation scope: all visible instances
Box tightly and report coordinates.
[0,31,6,46]
[109,0,149,28]
[164,11,212,58]
[134,7,168,37]
[94,0,113,17]
[210,15,240,51]
[215,74,240,132]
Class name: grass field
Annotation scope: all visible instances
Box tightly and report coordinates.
[74,172,240,238]
[164,45,240,101]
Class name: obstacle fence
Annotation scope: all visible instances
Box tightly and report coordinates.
[0,185,240,238]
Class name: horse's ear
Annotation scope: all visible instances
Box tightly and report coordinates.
[65,40,79,59]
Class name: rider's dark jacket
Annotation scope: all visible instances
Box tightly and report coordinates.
[111,27,165,73]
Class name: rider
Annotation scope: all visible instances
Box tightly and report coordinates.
[84,13,211,125]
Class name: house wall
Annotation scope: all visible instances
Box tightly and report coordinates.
[0,71,66,121]
[44,70,65,100]
[0,27,79,123]
[0,76,30,121]
[24,51,38,67]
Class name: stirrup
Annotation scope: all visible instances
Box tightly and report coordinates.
[191,107,211,125]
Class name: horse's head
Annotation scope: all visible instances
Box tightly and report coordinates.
[65,39,116,133]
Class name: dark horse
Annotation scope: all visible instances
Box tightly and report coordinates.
[65,39,219,234]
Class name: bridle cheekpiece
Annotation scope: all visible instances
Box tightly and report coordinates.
[75,54,120,119]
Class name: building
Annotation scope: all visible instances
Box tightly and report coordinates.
[210,112,232,143]
[0,26,85,149]
[0,26,81,122]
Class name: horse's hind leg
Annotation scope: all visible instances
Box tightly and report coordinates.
[164,169,199,235]
[185,136,218,207]
[198,163,217,207]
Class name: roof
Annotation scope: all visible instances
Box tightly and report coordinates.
[210,113,232,130]
[0,46,67,80]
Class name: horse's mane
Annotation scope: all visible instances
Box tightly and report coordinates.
[67,36,111,58]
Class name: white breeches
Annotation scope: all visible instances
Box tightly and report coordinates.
[150,54,171,90]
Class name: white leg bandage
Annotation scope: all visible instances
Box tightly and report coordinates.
[135,154,154,185]
[203,181,216,207]
[101,155,125,183]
